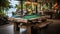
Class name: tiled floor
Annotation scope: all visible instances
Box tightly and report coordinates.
[0,24,27,34]
[0,19,60,34]
[41,19,60,34]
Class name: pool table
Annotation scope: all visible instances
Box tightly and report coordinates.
[9,14,53,34]
[13,14,44,30]
[13,15,47,34]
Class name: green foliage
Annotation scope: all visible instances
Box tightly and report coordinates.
[0,11,6,16]
[15,4,21,11]
[0,0,10,7]
[0,0,10,11]
[0,0,10,16]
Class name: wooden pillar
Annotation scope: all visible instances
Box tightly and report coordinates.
[50,2,52,9]
[35,0,38,14]
[27,26,31,34]
[14,22,20,31]
[20,0,23,16]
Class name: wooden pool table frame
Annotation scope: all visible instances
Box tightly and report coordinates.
[13,17,52,34]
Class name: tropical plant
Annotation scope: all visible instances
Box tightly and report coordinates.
[0,0,10,15]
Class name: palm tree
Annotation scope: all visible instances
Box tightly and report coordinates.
[15,0,24,16]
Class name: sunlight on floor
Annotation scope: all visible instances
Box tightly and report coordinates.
[20,28,26,32]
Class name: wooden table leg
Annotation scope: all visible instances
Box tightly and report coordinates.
[14,23,20,31]
[27,26,31,34]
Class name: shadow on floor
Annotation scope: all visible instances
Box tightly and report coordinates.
[41,21,60,34]
[0,19,60,34]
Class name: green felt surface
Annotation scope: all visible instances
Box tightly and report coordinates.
[12,15,44,20]
[23,15,40,19]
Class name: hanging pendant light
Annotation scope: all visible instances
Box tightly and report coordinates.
[25,1,31,5]
[33,2,38,6]
[52,2,58,10]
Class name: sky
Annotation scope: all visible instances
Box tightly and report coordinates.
[9,0,19,7]
[6,0,19,17]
